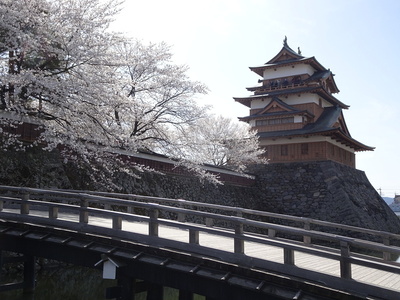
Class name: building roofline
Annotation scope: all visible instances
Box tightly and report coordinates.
[250,56,327,77]
[258,128,374,152]
[234,86,349,109]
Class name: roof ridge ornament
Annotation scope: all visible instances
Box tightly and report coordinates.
[283,36,288,47]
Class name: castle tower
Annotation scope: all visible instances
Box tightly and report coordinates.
[234,38,374,167]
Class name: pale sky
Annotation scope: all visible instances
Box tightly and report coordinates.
[113,0,400,198]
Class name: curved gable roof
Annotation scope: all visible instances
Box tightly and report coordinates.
[266,38,304,64]
[261,96,300,113]
[249,38,330,77]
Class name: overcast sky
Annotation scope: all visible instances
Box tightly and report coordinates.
[112,0,400,198]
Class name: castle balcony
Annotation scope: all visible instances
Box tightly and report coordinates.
[253,82,308,95]
[248,74,322,95]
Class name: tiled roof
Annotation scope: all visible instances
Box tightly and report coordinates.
[234,86,349,109]
[304,70,331,82]
[257,106,374,151]
[250,57,327,76]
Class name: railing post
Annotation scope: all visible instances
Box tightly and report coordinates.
[79,197,89,224]
[303,221,311,244]
[127,196,134,214]
[234,222,244,254]
[49,206,58,219]
[149,207,159,237]
[177,200,186,222]
[21,193,30,215]
[340,241,352,279]
[205,218,214,227]
[113,216,122,230]
[268,228,276,238]
[383,235,391,261]
[283,248,295,265]
[189,229,199,245]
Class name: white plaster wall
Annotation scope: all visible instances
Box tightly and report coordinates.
[294,116,303,123]
[263,64,315,80]
[284,94,319,106]
[249,94,326,109]
[250,98,271,109]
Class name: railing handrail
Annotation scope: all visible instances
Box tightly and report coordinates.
[3,193,400,259]
[1,185,398,242]
[1,187,400,257]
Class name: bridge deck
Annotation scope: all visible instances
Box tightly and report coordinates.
[4,208,399,293]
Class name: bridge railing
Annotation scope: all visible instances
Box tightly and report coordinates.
[5,185,397,250]
[1,185,400,241]
[1,185,400,288]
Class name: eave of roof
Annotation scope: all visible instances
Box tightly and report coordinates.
[256,106,374,151]
[250,56,327,77]
[303,70,340,94]
[239,109,314,121]
[234,86,349,109]
[258,127,374,151]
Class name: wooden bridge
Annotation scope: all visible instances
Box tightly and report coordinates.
[0,185,399,300]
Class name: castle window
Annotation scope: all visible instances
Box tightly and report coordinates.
[301,143,308,155]
[256,117,294,126]
[256,120,268,126]
[281,145,288,156]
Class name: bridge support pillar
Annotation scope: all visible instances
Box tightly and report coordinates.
[178,289,194,300]
[117,273,136,300]
[146,283,163,300]
[23,255,36,294]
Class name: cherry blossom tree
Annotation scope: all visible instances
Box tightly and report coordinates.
[0,0,266,185]
[165,115,267,173]
[111,40,208,151]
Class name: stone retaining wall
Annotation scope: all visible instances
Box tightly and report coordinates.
[251,161,400,233]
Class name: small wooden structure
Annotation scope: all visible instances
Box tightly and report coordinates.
[95,254,125,280]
